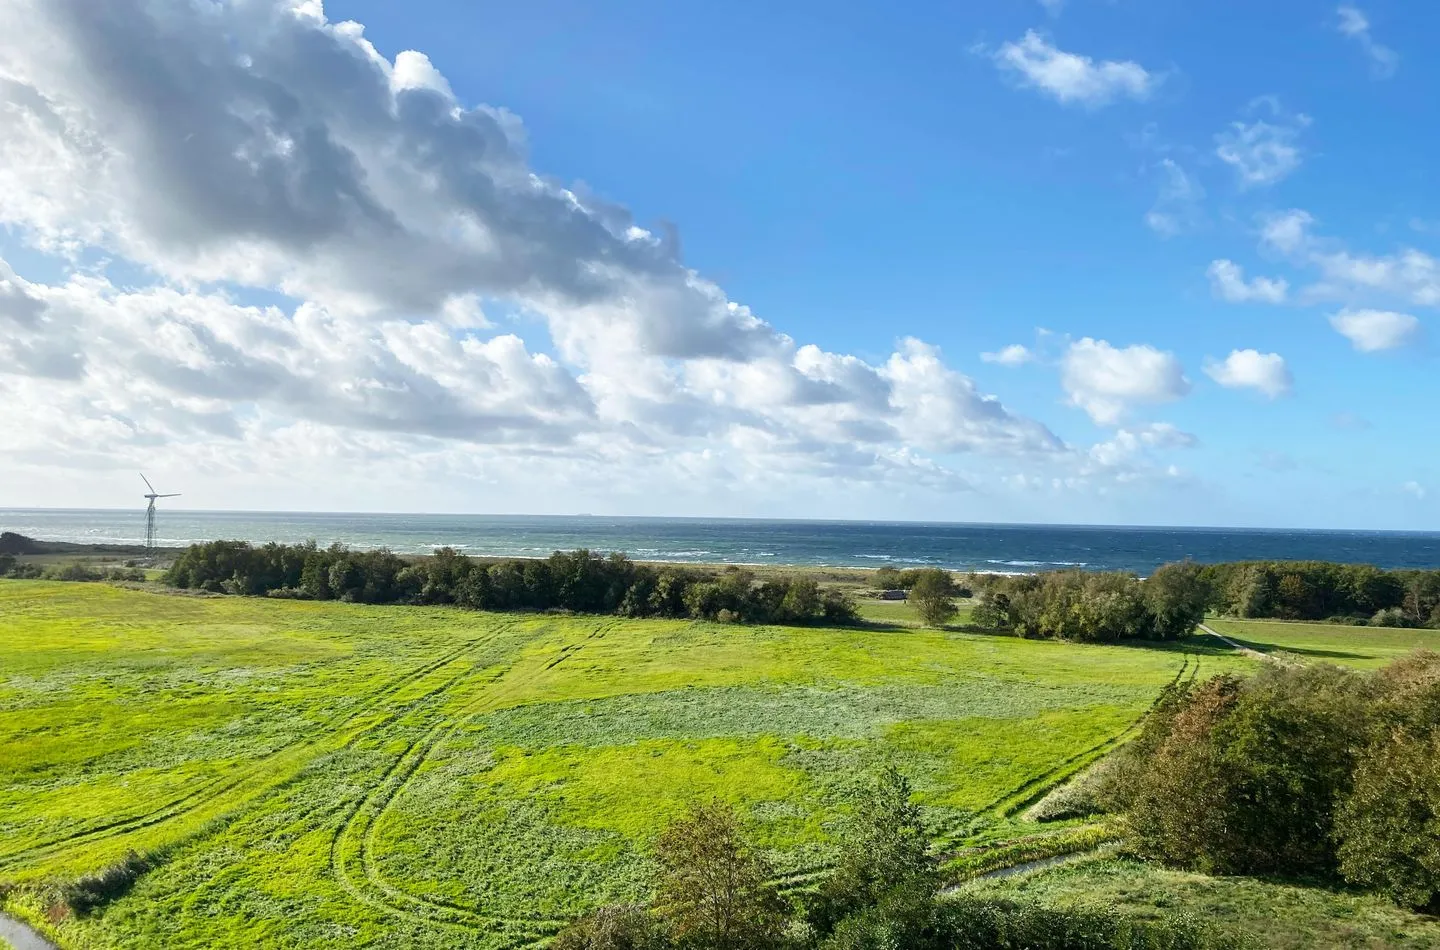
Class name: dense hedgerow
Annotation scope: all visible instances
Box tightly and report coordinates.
[162,541,859,625]
[1116,651,1440,910]
[968,562,1209,642]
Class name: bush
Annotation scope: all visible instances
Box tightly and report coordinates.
[551,904,668,950]
[60,851,152,915]
[1372,607,1412,628]
[1125,664,1372,875]
[823,891,1251,950]
[1336,729,1440,911]
[46,561,102,582]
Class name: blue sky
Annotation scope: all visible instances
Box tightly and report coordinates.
[0,0,1435,527]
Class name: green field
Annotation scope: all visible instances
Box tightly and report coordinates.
[965,854,1440,950]
[1206,617,1440,668]
[0,581,1229,948]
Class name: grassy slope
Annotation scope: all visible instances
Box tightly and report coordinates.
[1206,617,1440,669]
[0,581,1217,949]
[964,855,1440,950]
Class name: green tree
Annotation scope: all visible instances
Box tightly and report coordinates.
[810,767,935,935]
[909,569,956,627]
[654,801,785,950]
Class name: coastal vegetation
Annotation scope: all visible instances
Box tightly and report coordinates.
[162,540,860,626]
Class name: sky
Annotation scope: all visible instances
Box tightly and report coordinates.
[0,0,1436,528]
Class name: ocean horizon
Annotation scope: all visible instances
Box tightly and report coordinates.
[6,508,1440,575]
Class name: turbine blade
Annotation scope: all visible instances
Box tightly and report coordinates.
[158,493,181,498]
[140,472,156,494]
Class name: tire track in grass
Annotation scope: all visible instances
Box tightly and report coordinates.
[0,621,521,872]
[930,654,1198,850]
[331,622,614,941]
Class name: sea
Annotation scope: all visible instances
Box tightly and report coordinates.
[5,509,1440,575]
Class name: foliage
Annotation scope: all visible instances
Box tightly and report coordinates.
[808,767,936,935]
[1199,561,1440,626]
[653,800,786,950]
[908,570,957,627]
[823,888,1251,950]
[59,851,153,916]
[1124,664,1373,875]
[1335,729,1440,911]
[163,541,857,626]
[1334,651,1440,911]
[551,904,669,950]
[970,565,1206,642]
[1120,651,1440,909]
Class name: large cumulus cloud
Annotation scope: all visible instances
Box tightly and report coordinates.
[0,0,1187,508]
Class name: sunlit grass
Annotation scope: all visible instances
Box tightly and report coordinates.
[0,580,1231,948]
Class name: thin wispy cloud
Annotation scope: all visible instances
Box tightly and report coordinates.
[1335,6,1399,78]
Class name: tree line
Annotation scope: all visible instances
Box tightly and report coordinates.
[161,541,859,625]
[553,769,1249,950]
[1195,560,1440,627]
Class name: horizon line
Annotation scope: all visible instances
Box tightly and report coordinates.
[2,506,1438,536]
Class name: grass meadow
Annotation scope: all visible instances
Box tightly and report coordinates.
[4,581,1438,948]
[1206,617,1440,668]
[0,580,1221,948]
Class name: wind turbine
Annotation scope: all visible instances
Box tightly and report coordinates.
[141,473,181,553]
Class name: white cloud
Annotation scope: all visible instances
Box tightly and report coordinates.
[1207,260,1288,303]
[1061,338,1191,425]
[1329,309,1422,352]
[0,0,1086,505]
[1257,210,1440,308]
[1087,422,1197,468]
[993,31,1155,107]
[1039,0,1066,15]
[1215,102,1310,188]
[1336,6,1398,78]
[1145,159,1203,238]
[981,344,1035,366]
[1258,209,1317,255]
[1203,349,1293,398]
[1403,480,1427,500]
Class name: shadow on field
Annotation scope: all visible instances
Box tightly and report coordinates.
[1222,637,1372,663]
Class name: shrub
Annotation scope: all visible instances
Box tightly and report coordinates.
[1372,607,1412,628]
[1125,664,1372,875]
[46,561,102,582]
[60,851,152,915]
[551,904,668,950]
[1336,730,1440,911]
[823,891,1251,950]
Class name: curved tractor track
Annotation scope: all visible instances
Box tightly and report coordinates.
[930,653,1200,851]
[0,623,519,874]
[329,622,614,946]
